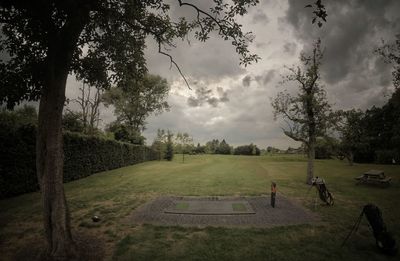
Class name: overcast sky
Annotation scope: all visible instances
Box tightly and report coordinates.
[65,0,400,149]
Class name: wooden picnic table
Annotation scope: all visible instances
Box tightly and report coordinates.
[355,170,392,186]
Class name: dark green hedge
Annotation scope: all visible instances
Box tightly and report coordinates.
[0,124,38,199]
[0,126,157,199]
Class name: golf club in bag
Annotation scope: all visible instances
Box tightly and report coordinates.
[342,204,397,256]
[309,177,334,206]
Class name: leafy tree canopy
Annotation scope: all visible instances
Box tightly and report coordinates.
[106,121,145,145]
[0,104,37,127]
[0,0,260,109]
[375,34,400,89]
[102,74,170,131]
[62,111,85,133]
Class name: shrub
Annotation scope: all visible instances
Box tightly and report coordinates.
[165,141,174,161]
[234,144,260,156]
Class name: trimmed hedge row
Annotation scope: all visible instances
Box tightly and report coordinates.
[0,124,37,199]
[0,125,158,199]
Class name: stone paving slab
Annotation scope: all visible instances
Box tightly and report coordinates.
[164,199,255,215]
[128,196,319,228]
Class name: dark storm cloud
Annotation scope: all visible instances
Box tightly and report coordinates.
[187,85,230,108]
[252,10,269,24]
[255,70,276,85]
[285,0,400,84]
[145,34,246,83]
[242,75,252,87]
[217,87,229,102]
[207,97,219,107]
[187,97,200,107]
[281,0,400,109]
[283,42,297,55]
[243,70,276,87]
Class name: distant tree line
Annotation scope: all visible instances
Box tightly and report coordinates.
[151,134,262,158]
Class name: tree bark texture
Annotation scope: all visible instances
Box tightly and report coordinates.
[36,13,87,259]
[306,87,316,185]
[37,58,75,259]
[347,151,354,166]
[306,140,315,185]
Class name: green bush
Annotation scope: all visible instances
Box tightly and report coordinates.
[0,126,157,199]
[233,144,260,156]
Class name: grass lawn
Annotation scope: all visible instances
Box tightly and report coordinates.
[1,154,399,260]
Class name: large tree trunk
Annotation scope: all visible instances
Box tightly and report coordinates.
[36,14,87,259]
[37,64,76,259]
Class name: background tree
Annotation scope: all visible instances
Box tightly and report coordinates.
[193,143,206,154]
[205,139,220,154]
[62,111,84,133]
[0,105,37,127]
[165,130,174,161]
[337,109,364,165]
[266,146,282,154]
[106,121,145,145]
[333,36,400,165]
[375,34,400,89]
[176,132,193,163]
[151,129,167,160]
[102,74,170,132]
[357,89,400,164]
[271,40,337,184]
[342,38,400,164]
[233,144,260,155]
[314,136,338,159]
[0,0,259,258]
[215,139,231,155]
[66,83,102,134]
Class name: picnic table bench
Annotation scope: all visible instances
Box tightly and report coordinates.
[355,170,392,186]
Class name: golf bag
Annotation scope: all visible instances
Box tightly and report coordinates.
[310,177,334,206]
[342,204,397,256]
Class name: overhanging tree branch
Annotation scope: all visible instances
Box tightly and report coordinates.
[121,18,191,89]
[157,40,191,89]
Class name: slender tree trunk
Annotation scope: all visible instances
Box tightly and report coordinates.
[348,151,354,166]
[306,140,315,184]
[306,88,316,185]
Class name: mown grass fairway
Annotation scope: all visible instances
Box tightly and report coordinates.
[1,154,399,260]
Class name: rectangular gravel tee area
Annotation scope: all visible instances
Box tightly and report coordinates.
[129,196,319,228]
